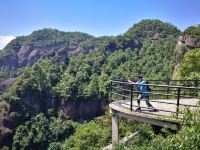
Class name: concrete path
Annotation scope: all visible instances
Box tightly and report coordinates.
[113,98,199,119]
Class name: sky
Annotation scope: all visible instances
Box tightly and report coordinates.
[0,0,200,49]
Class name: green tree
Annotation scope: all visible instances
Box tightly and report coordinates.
[178,48,200,79]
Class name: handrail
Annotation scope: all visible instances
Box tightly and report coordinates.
[111,92,131,99]
[111,86,131,92]
[111,80,200,90]
[112,79,200,82]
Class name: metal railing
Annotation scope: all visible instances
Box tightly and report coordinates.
[110,80,200,119]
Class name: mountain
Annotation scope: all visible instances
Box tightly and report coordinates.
[0,19,186,148]
[0,29,113,82]
[0,20,181,83]
[0,19,182,114]
[0,20,181,69]
[0,29,94,68]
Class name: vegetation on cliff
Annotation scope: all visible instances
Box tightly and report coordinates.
[1,20,180,102]
[177,48,200,79]
[1,19,200,149]
[115,108,200,150]
[182,25,200,48]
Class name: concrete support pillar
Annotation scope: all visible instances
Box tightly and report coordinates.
[112,110,119,147]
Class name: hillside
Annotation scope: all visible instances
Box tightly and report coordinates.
[0,19,192,149]
[0,29,94,67]
[0,20,181,82]
[0,29,112,82]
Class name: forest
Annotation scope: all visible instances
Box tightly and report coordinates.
[0,19,199,149]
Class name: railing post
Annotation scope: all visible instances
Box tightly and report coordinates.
[123,84,125,100]
[194,80,198,87]
[195,80,198,97]
[176,88,181,117]
[167,81,170,99]
[130,84,133,111]
[110,81,112,101]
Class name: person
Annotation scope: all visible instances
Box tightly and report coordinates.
[128,75,153,111]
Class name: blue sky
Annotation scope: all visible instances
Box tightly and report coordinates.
[0,0,200,49]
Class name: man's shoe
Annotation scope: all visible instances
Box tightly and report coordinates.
[152,108,158,112]
[148,105,153,109]
[136,107,141,111]
[149,108,158,112]
[146,102,153,108]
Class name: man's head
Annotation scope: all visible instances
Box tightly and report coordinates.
[137,75,143,81]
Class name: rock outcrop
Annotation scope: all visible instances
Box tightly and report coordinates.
[27,49,40,66]
[173,35,199,79]
[176,36,198,50]
[0,78,16,94]
[17,44,69,67]
[0,44,87,69]
[17,45,33,67]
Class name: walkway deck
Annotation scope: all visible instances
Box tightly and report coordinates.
[112,98,199,119]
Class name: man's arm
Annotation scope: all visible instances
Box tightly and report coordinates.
[128,79,134,83]
[128,80,140,91]
[140,80,146,84]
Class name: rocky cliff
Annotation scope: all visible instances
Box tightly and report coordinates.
[0,29,97,68]
[173,25,200,79]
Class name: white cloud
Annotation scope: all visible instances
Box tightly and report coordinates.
[0,35,16,50]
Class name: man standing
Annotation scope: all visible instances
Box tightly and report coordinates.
[128,75,153,111]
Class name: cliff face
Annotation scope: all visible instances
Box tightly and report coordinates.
[0,44,87,68]
[173,28,200,79]
[60,99,105,122]
[16,44,70,67]
[176,35,198,51]
[0,99,105,147]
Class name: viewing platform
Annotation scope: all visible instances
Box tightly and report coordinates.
[109,80,200,147]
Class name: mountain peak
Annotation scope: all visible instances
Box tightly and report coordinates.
[125,19,181,40]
